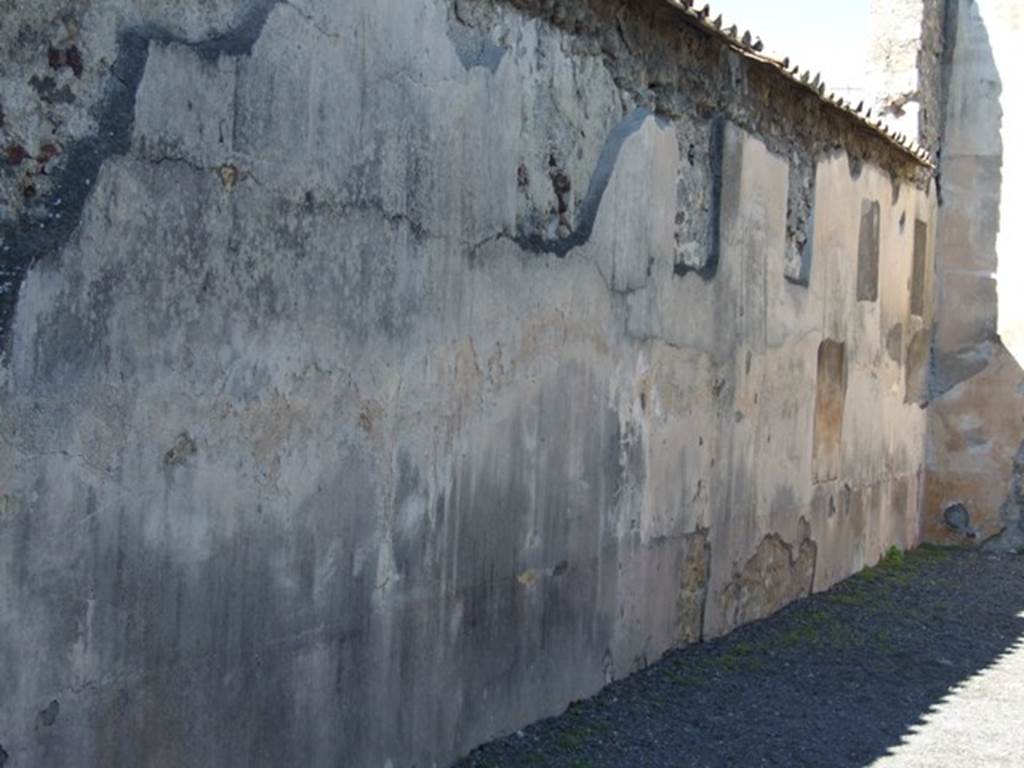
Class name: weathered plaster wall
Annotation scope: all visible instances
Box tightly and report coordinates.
[0,0,933,765]
[912,0,1024,547]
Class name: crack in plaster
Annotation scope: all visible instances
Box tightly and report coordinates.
[0,0,283,354]
[279,1,341,40]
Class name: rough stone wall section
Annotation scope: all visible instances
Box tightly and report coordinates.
[916,0,1024,548]
[986,441,1024,550]
[918,0,949,155]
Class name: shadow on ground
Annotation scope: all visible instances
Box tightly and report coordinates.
[455,548,1024,767]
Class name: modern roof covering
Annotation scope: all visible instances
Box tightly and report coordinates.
[659,0,933,167]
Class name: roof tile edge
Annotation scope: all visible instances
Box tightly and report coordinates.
[660,0,934,167]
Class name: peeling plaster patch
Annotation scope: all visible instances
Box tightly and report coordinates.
[5,144,29,166]
[447,21,507,73]
[163,433,197,466]
[218,164,239,191]
[517,569,539,586]
[28,75,76,105]
[985,441,1024,552]
[48,45,84,78]
[722,523,817,629]
[676,528,711,645]
[36,699,59,728]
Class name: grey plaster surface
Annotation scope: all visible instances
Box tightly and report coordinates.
[459,548,1024,768]
[0,0,937,765]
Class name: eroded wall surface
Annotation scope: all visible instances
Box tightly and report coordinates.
[0,0,934,765]
[920,0,1024,547]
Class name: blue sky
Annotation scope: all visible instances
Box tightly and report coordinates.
[709,0,872,93]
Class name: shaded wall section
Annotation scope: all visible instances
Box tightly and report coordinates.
[0,0,934,765]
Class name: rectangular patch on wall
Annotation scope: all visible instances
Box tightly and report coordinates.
[675,116,725,279]
[857,199,880,302]
[905,329,930,405]
[911,219,928,317]
[784,163,815,286]
[813,340,847,483]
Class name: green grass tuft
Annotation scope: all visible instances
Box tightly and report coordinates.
[880,545,905,568]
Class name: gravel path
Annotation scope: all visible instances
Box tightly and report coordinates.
[455,548,1024,768]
